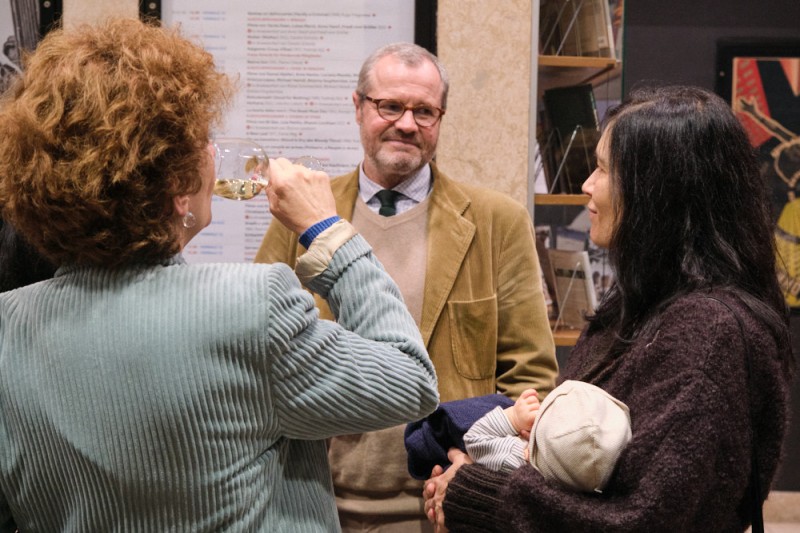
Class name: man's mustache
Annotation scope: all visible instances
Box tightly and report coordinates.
[382,131,420,147]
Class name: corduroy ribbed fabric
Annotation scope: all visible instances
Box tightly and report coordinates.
[0,233,438,532]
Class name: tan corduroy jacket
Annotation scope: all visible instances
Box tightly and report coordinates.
[255,163,557,402]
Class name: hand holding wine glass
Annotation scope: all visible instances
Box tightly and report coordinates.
[266,157,337,235]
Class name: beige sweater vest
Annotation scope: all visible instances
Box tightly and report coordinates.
[330,197,431,517]
[350,197,429,325]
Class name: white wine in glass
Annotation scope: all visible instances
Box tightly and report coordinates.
[212,138,269,201]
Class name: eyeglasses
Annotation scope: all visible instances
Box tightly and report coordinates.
[361,95,445,127]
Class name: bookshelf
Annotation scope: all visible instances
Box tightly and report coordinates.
[538,55,620,93]
[534,193,589,206]
[538,55,617,69]
[552,325,583,346]
[533,0,623,346]
[533,0,623,196]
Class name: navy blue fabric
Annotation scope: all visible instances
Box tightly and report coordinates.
[298,215,341,249]
[404,394,514,480]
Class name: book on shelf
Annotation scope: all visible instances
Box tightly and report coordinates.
[534,213,614,325]
[588,242,614,301]
[539,0,616,59]
[544,83,599,137]
[539,0,566,56]
[548,249,598,329]
[557,209,615,303]
[553,225,588,251]
[539,127,600,194]
[539,83,600,194]
[535,226,558,316]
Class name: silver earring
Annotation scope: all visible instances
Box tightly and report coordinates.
[182,212,196,229]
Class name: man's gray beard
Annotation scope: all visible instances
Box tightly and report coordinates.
[374,151,425,179]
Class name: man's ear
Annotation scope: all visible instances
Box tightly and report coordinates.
[173,194,190,217]
[352,91,363,125]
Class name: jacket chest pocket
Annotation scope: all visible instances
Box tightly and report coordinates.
[447,295,498,379]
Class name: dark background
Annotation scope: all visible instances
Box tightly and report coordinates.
[622,0,800,94]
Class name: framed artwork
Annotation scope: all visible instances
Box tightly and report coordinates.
[716,40,800,307]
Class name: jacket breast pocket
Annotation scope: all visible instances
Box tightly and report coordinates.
[447,295,498,379]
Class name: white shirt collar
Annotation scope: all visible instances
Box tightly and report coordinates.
[358,163,433,206]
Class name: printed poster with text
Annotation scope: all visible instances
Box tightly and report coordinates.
[162,1,415,263]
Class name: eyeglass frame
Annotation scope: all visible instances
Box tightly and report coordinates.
[360,94,446,127]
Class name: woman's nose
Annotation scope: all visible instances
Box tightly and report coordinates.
[581,173,594,196]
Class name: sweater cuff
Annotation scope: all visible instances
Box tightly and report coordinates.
[299,215,341,249]
[295,219,357,287]
[443,464,510,533]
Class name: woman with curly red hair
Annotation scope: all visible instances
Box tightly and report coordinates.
[0,18,438,531]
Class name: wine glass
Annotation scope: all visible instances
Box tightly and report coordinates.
[212,138,325,201]
[212,138,269,201]
[291,155,324,171]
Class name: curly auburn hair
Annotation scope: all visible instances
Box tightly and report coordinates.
[0,18,234,268]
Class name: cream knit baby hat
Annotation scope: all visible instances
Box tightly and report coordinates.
[529,380,632,493]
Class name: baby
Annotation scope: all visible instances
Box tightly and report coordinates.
[464,380,631,493]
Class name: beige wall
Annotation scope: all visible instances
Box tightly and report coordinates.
[62,0,137,27]
[437,0,534,208]
[61,0,535,208]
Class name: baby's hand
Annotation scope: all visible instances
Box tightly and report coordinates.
[506,388,540,436]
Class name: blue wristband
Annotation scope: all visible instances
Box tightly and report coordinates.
[299,216,341,249]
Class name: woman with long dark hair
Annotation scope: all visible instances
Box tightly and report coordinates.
[423,86,795,532]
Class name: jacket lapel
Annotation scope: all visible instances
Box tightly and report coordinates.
[331,169,360,220]
[419,165,475,346]
[334,165,475,347]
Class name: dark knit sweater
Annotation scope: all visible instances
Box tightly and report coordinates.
[0,219,55,292]
[444,292,793,532]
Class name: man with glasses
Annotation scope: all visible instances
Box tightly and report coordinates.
[255,42,557,532]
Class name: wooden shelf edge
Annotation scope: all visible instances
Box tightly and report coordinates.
[552,327,582,346]
[534,193,590,206]
[538,55,619,69]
